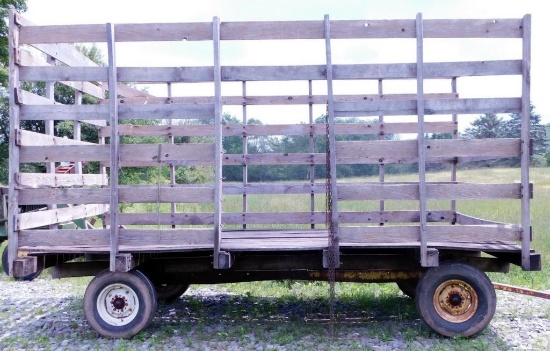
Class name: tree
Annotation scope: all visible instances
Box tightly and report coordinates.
[462,113,503,139]
[1,1,27,86]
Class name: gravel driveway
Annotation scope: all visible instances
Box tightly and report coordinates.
[0,276,548,350]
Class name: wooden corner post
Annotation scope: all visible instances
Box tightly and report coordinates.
[106,23,120,272]
[416,13,438,267]
[520,14,531,270]
[213,17,230,269]
[323,15,340,268]
[7,9,21,277]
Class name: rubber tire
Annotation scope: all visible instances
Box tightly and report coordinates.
[415,262,496,337]
[83,269,157,338]
[154,283,190,303]
[1,244,42,281]
[396,280,418,299]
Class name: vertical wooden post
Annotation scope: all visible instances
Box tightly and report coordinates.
[415,13,436,267]
[242,81,248,229]
[324,14,340,268]
[520,14,531,270]
[450,77,457,215]
[7,9,20,277]
[45,56,56,174]
[74,91,83,175]
[106,23,120,272]
[213,17,229,269]
[378,79,385,223]
[167,83,176,229]
[308,80,315,229]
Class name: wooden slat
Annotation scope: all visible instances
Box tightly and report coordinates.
[118,104,215,120]
[16,130,95,146]
[117,210,455,226]
[338,183,522,201]
[16,89,59,105]
[223,183,326,195]
[20,104,108,121]
[455,213,512,226]
[340,224,521,243]
[102,121,457,138]
[335,97,521,117]
[18,185,214,205]
[112,93,458,106]
[19,22,213,44]
[19,143,214,163]
[336,139,520,163]
[220,61,520,82]
[18,228,215,250]
[223,153,326,166]
[16,173,107,188]
[20,66,108,82]
[18,49,105,99]
[16,204,108,230]
[18,18,522,44]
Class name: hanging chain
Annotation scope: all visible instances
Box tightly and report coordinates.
[325,112,337,339]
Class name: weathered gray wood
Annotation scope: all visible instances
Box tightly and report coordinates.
[16,204,108,230]
[19,228,214,250]
[110,93,458,107]
[117,210,454,226]
[455,213,512,226]
[340,224,521,244]
[16,89,60,106]
[223,183,326,195]
[20,66,108,82]
[16,130,95,146]
[16,173,107,188]
[18,185,215,205]
[20,104,108,121]
[336,139,521,162]
[118,104,215,120]
[220,61,520,82]
[338,183,522,201]
[106,23,119,272]
[7,9,21,277]
[103,120,456,138]
[20,145,110,162]
[18,49,105,99]
[335,97,521,117]
[520,14,532,270]
[416,13,431,267]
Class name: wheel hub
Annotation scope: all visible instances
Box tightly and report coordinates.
[97,284,139,326]
[433,279,478,323]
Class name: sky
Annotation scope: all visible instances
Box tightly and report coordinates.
[21,0,550,127]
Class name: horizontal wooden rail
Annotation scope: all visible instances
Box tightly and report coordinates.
[101,121,457,138]
[16,173,107,188]
[19,18,523,44]
[19,61,521,83]
[16,204,108,230]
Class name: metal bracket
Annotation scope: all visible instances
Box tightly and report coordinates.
[216,251,233,269]
[322,249,341,269]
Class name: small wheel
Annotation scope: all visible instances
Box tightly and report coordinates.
[2,244,42,281]
[396,280,418,299]
[84,269,157,338]
[154,283,190,303]
[415,262,496,337]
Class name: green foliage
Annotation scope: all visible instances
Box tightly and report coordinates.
[0,1,27,69]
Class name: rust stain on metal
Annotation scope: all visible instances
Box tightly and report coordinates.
[308,270,422,283]
[493,282,550,300]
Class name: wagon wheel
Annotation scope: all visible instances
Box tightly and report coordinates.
[1,244,43,281]
[396,279,418,299]
[415,262,496,337]
[154,283,190,303]
[83,269,157,338]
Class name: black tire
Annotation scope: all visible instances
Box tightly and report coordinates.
[2,244,42,281]
[396,280,418,299]
[415,262,496,337]
[83,269,157,338]
[154,283,190,303]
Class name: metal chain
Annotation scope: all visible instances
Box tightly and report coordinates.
[325,112,337,339]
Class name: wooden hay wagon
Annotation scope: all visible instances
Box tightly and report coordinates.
[5,10,540,338]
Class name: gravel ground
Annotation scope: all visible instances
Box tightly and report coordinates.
[0,276,549,351]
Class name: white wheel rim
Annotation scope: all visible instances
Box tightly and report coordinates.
[96,283,140,326]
